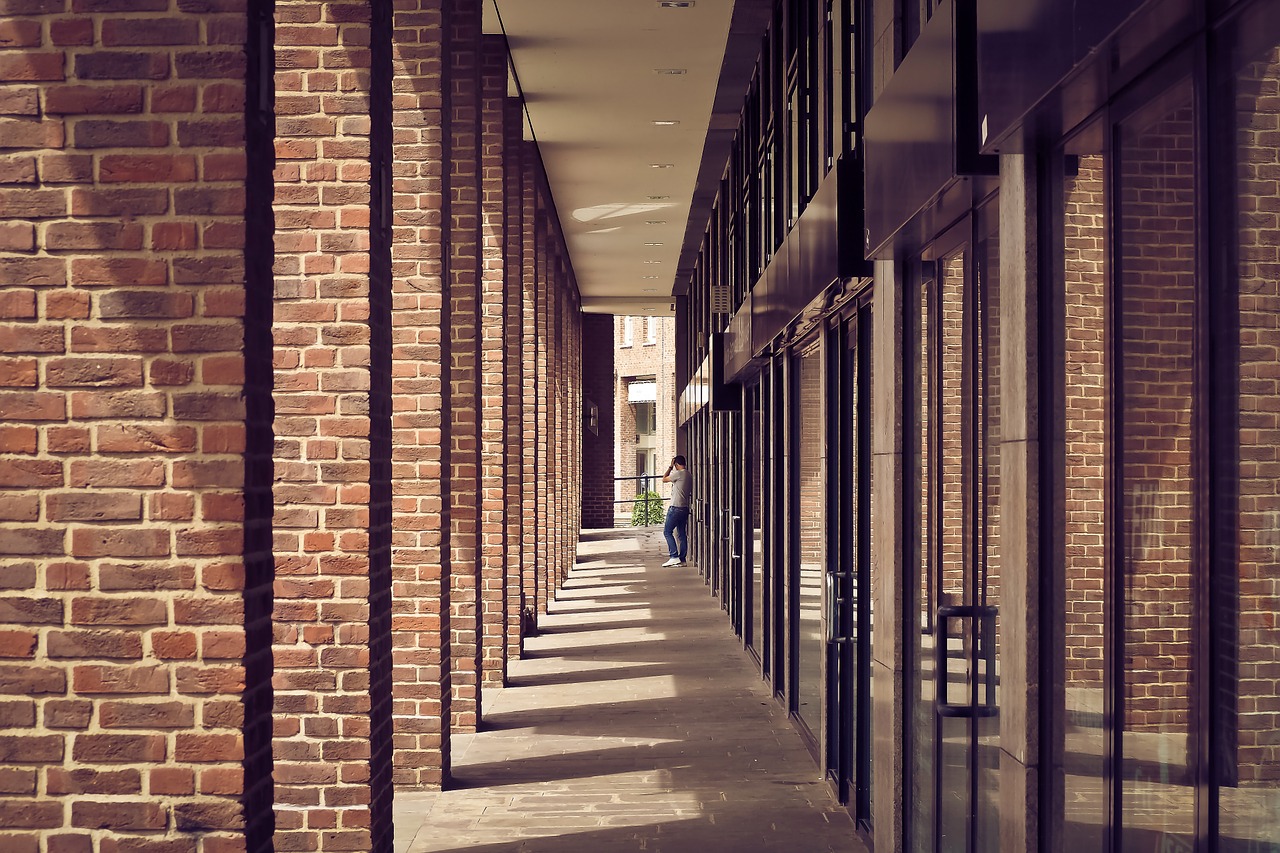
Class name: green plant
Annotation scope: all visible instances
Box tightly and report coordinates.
[630,490,664,526]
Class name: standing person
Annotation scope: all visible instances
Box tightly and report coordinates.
[661,455,691,567]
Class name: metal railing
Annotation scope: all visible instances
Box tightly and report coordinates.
[613,473,669,506]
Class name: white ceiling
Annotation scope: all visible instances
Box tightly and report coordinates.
[488,0,740,316]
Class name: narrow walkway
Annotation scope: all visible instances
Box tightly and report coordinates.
[394,528,869,853]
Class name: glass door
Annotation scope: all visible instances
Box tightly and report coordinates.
[793,335,826,742]
[827,296,875,830]
[909,206,1001,853]
[748,382,765,661]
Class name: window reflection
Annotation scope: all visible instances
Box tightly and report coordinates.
[1118,77,1197,851]
[1225,17,1280,850]
[1060,149,1109,850]
[795,340,825,737]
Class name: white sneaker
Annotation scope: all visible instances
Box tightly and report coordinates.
[661,557,680,567]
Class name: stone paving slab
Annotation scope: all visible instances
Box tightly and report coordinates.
[394,527,869,853]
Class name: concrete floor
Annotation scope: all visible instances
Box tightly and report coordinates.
[394,527,869,853]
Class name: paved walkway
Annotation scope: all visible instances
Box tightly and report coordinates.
[394,527,869,853]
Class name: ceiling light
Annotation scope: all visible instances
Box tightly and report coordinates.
[647,195,670,201]
[645,220,667,225]
[650,164,674,169]
[645,307,657,312]
[645,242,664,246]
[658,1,694,7]
[644,288,659,292]
[643,261,661,265]
[652,120,680,126]
[642,276,659,279]
[654,68,687,76]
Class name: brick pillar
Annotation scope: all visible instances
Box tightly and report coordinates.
[446,0,481,734]
[534,211,549,615]
[581,315,616,528]
[519,145,538,627]
[389,0,451,788]
[503,98,525,661]
[478,36,507,690]
[551,261,564,592]
[0,3,252,850]
[269,1,383,848]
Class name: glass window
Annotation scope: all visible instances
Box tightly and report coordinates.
[794,338,825,737]
[910,261,937,853]
[1116,75,1197,851]
[1223,7,1280,848]
[1056,143,1109,851]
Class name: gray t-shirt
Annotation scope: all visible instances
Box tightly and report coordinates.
[668,468,691,508]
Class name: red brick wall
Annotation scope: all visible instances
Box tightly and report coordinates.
[1118,100,1195,733]
[520,144,538,626]
[0,1,252,849]
[269,2,382,847]
[940,254,964,604]
[1062,155,1106,691]
[445,0,480,735]
[534,212,549,614]
[502,97,524,659]
[1232,49,1280,786]
[478,35,506,691]
[389,0,452,789]
[0,0,587,829]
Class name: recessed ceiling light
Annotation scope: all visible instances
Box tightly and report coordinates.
[647,195,670,201]
[644,242,664,246]
[643,261,662,265]
[642,276,659,279]
[643,288,659,292]
[654,68,687,75]
[658,1,694,7]
[652,120,680,126]
[650,164,674,169]
[645,220,667,225]
[645,307,657,312]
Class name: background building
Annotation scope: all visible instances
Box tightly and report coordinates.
[614,315,677,524]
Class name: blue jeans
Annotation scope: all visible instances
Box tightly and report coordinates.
[663,505,689,560]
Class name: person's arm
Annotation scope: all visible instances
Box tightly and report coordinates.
[661,460,674,483]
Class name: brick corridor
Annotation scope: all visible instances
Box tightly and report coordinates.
[393,528,869,853]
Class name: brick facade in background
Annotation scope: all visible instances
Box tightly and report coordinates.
[0,2,585,849]
[614,316,676,523]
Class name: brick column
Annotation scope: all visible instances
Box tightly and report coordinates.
[478,35,507,690]
[269,2,383,848]
[551,263,564,591]
[520,146,538,626]
[445,0,481,734]
[503,98,525,661]
[0,3,252,850]
[534,211,549,615]
[389,0,451,788]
